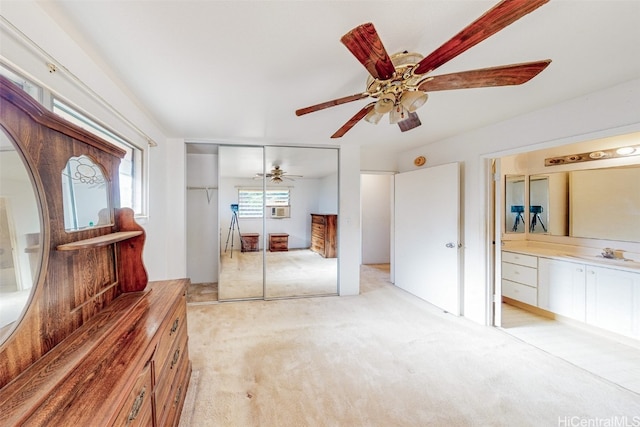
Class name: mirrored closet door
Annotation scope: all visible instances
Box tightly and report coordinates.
[217,145,338,301]
[264,146,338,298]
[218,146,264,300]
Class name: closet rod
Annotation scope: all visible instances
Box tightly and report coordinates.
[187,186,218,190]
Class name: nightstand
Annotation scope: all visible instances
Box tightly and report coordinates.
[269,233,289,252]
[241,233,260,252]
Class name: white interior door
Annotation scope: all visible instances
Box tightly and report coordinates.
[394,163,461,315]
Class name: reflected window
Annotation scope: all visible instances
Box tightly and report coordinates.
[62,155,111,231]
[238,189,290,218]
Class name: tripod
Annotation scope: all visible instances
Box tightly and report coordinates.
[529,205,547,233]
[510,205,525,232]
[224,206,242,258]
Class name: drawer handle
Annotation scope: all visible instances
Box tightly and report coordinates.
[171,348,180,369]
[128,386,146,423]
[174,385,183,406]
[170,318,179,335]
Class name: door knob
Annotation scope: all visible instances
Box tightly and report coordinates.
[446,242,456,248]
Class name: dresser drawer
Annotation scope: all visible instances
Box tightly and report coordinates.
[312,215,326,225]
[502,262,537,287]
[154,296,187,380]
[157,349,191,427]
[502,251,537,268]
[502,279,537,306]
[155,334,189,426]
[113,359,153,426]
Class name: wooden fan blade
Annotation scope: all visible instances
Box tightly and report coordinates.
[417,60,551,92]
[414,0,549,75]
[296,93,369,116]
[331,103,375,139]
[341,23,396,80]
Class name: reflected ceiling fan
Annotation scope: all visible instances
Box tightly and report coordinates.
[255,166,303,184]
[295,0,551,138]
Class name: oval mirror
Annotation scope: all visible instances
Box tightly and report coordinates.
[62,155,112,231]
[0,127,43,342]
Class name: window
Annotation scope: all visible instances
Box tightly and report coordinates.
[52,99,145,216]
[238,188,290,218]
[0,64,147,217]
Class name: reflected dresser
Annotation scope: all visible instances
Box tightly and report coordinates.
[310,214,337,258]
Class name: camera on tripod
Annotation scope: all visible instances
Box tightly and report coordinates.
[225,203,242,257]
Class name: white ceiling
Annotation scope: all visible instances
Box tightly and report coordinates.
[38,1,640,155]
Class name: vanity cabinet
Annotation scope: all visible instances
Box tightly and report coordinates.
[585,266,640,338]
[538,258,586,321]
[310,214,337,258]
[501,251,538,306]
[503,247,640,340]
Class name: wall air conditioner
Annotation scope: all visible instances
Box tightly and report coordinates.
[270,206,290,218]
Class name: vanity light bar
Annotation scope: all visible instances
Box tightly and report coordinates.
[545,145,640,166]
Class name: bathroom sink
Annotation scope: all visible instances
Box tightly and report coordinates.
[563,254,640,269]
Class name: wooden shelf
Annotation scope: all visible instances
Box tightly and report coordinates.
[57,231,143,251]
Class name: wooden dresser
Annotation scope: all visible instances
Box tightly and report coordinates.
[0,76,190,426]
[0,279,191,426]
[310,214,337,258]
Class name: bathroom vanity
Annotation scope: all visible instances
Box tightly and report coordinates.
[502,246,640,339]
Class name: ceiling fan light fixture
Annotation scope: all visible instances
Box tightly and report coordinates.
[400,91,428,112]
[364,109,384,124]
[389,106,406,124]
[374,94,395,114]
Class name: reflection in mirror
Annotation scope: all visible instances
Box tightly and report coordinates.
[570,166,639,241]
[0,128,42,341]
[218,146,264,300]
[505,175,525,234]
[530,173,568,236]
[62,155,111,231]
[265,146,338,298]
[529,176,549,234]
[531,166,640,242]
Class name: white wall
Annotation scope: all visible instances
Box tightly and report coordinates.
[186,153,218,284]
[396,78,640,324]
[360,174,391,264]
[338,145,360,296]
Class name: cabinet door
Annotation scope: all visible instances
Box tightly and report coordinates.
[538,258,586,321]
[585,266,640,337]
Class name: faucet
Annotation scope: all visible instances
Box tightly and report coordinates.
[601,248,615,259]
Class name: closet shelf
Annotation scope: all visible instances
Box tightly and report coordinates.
[57,231,143,251]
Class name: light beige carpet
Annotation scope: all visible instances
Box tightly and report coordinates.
[183,265,640,426]
[218,249,337,300]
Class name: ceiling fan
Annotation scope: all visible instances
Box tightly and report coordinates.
[295,0,551,138]
[255,166,303,184]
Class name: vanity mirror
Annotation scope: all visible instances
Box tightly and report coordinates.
[504,175,525,234]
[62,154,111,231]
[529,164,640,242]
[0,125,42,342]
